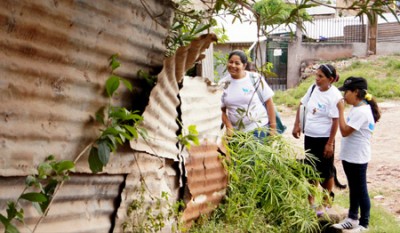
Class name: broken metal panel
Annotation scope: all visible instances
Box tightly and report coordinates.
[130,34,218,160]
[129,57,181,160]
[0,174,124,233]
[181,144,228,227]
[0,0,173,176]
[114,152,181,233]
[179,75,227,227]
[180,75,223,144]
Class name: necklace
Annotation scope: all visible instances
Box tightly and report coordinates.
[356,100,367,107]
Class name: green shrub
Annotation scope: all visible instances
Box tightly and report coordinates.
[190,133,324,233]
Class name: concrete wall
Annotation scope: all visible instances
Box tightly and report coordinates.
[377,42,400,55]
[288,41,367,88]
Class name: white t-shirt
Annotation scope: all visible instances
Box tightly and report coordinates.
[339,105,375,164]
[221,71,274,132]
[301,84,342,137]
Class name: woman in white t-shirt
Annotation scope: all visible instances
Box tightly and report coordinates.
[333,77,381,231]
[292,64,343,211]
[221,50,276,137]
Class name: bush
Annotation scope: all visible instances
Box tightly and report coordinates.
[190,132,325,233]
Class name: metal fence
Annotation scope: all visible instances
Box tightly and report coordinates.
[302,16,366,43]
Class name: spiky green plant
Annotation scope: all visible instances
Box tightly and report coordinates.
[190,131,325,233]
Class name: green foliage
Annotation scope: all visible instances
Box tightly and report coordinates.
[177,124,200,150]
[254,0,312,29]
[338,55,400,100]
[213,50,229,82]
[122,182,185,233]
[137,70,158,87]
[89,54,146,173]
[106,54,133,97]
[0,156,75,233]
[165,0,215,57]
[274,77,315,107]
[213,27,229,44]
[190,132,324,232]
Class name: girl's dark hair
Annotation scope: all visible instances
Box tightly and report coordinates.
[319,64,339,82]
[228,50,248,65]
[355,89,381,123]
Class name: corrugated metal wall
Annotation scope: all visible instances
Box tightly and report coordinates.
[0,0,174,232]
[0,0,173,175]
[0,1,227,232]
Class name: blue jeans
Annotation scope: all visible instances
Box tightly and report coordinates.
[253,126,269,139]
[342,161,370,228]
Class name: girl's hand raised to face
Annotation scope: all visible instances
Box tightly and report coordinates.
[337,99,345,111]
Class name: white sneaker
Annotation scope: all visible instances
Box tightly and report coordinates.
[332,217,359,229]
[343,225,369,232]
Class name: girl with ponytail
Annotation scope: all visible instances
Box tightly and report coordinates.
[334,77,381,231]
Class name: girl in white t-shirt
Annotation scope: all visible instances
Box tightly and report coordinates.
[333,77,381,231]
[221,50,276,137]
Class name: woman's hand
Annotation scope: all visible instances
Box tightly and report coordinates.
[323,142,334,158]
[269,124,277,136]
[292,124,301,139]
[226,126,234,137]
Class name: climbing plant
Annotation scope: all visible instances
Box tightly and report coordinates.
[89,54,146,173]
[0,156,75,233]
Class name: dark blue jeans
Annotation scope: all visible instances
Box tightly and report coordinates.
[342,160,370,228]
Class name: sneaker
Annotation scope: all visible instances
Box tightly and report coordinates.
[343,225,369,232]
[332,218,359,229]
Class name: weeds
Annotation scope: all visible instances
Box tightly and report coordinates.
[122,182,185,233]
[190,131,324,233]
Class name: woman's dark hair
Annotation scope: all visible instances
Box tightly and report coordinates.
[356,89,381,123]
[319,64,339,82]
[228,50,248,65]
[245,62,256,72]
[344,78,381,122]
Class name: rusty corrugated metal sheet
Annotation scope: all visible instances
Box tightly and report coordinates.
[179,75,228,226]
[0,174,124,233]
[0,0,173,176]
[181,144,228,227]
[130,34,218,160]
[179,75,227,227]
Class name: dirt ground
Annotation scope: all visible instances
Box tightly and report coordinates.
[279,100,400,222]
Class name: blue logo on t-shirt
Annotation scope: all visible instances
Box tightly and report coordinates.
[369,123,375,131]
[242,88,250,93]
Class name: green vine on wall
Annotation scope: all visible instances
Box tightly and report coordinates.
[89,54,147,173]
[0,156,75,233]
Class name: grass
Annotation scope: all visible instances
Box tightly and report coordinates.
[334,190,400,233]
[274,54,400,108]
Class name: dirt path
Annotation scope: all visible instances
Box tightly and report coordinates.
[279,100,400,221]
